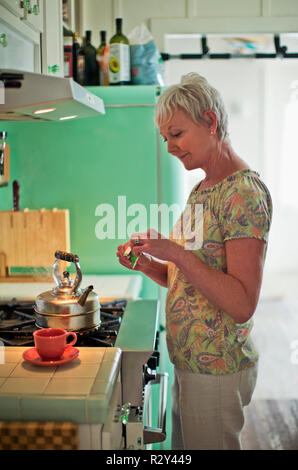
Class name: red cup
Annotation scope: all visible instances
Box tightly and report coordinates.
[33,328,77,361]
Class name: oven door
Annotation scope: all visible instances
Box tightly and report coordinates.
[124,372,168,450]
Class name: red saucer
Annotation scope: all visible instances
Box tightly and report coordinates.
[22,346,79,366]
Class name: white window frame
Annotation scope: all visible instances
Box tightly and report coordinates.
[150,17,298,52]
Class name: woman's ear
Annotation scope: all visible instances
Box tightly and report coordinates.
[203,110,218,134]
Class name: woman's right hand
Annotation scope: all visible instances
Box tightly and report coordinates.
[116,241,152,272]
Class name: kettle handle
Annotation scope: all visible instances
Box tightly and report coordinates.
[55,251,79,263]
[53,251,82,293]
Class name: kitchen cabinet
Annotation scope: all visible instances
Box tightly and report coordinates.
[0,0,64,76]
[0,2,41,72]
[22,1,44,34]
[0,0,43,33]
[0,0,23,17]
[42,0,80,77]
[41,0,64,76]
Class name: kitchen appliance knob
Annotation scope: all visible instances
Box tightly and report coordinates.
[147,355,158,370]
[119,402,131,424]
[143,364,156,384]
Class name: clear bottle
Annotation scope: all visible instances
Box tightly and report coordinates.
[109,18,131,85]
[97,31,110,86]
[82,30,99,86]
[72,32,85,85]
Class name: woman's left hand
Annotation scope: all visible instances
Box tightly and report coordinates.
[130,229,180,262]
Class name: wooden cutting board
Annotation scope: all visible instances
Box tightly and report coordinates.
[0,209,70,282]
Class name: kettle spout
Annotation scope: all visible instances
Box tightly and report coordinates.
[78,285,94,307]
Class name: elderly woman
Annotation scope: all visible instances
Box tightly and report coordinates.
[116,72,272,450]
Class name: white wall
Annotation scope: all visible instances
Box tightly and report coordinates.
[165,58,265,199]
[79,0,298,49]
[77,0,298,299]
[261,60,298,298]
[164,51,298,299]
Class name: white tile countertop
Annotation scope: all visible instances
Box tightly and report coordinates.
[0,347,122,425]
[0,274,143,302]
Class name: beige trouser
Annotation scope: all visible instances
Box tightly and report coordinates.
[171,364,258,450]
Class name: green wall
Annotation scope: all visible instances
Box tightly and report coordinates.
[0,85,185,450]
[0,85,184,301]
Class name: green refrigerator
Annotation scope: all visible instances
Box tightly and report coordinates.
[0,85,184,449]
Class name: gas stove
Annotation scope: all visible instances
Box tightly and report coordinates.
[0,298,126,347]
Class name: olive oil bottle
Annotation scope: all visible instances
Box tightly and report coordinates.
[109,18,131,85]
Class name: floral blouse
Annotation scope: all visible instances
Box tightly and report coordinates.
[166,169,273,375]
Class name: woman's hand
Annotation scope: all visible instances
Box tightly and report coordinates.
[116,240,153,272]
[130,228,180,262]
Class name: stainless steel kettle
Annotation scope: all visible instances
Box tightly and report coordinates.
[35,251,101,332]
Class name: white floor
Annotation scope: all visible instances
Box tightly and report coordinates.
[251,291,298,400]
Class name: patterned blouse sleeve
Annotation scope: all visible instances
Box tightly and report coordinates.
[218,175,273,243]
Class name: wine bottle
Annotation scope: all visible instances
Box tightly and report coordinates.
[82,30,99,86]
[63,36,73,78]
[97,31,110,86]
[72,32,85,85]
[109,18,131,85]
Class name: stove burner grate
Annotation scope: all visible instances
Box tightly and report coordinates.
[0,299,126,347]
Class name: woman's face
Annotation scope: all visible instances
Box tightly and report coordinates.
[159,107,216,171]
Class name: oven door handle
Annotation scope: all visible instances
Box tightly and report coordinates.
[143,372,168,445]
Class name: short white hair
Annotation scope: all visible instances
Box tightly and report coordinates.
[155,72,229,141]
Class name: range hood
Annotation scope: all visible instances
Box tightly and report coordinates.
[0,69,105,122]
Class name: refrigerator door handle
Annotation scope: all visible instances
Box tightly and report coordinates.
[143,372,168,444]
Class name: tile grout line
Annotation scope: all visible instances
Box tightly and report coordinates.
[42,367,57,394]
[0,357,21,391]
[86,354,104,424]
[19,366,57,418]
